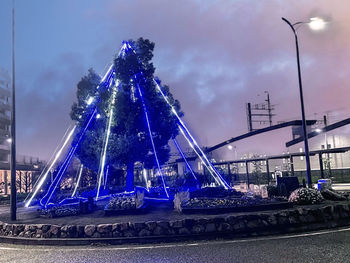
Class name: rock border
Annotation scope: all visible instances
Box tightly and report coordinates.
[1,202,350,245]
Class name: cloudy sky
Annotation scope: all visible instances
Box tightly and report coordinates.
[0,0,350,161]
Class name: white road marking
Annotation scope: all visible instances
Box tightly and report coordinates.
[1,227,350,252]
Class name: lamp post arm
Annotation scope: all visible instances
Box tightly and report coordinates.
[282,17,296,35]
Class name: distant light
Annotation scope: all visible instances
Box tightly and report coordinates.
[227,145,233,150]
[96,114,101,119]
[86,97,94,105]
[315,128,322,133]
[309,17,327,31]
[6,138,11,143]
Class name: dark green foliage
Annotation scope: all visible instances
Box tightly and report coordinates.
[70,38,182,190]
[70,68,101,123]
[110,38,182,170]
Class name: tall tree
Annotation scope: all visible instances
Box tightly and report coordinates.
[70,38,182,191]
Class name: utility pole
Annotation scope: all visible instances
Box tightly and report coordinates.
[323,115,332,177]
[246,103,253,132]
[246,92,275,132]
[265,91,273,126]
[10,0,17,221]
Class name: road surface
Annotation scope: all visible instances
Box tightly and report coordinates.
[1,227,350,263]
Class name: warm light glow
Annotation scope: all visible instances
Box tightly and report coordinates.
[309,17,326,31]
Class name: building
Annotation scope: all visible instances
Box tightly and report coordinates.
[0,68,44,195]
[0,68,11,162]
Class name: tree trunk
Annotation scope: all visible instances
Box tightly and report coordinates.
[126,162,134,191]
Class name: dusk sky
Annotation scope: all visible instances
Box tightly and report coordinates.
[1,0,350,161]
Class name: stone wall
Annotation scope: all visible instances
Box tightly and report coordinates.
[0,203,350,240]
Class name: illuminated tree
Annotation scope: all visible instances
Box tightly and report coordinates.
[70,38,182,191]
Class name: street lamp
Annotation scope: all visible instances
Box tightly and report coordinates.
[10,0,16,221]
[281,17,326,188]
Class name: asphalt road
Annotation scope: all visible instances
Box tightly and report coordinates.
[1,228,350,263]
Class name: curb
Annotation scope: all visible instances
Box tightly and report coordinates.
[1,218,350,246]
[1,202,350,246]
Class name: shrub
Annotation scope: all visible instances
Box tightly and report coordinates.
[105,191,144,211]
[189,187,243,199]
[288,188,324,205]
[181,196,272,210]
[267,185,279,197]
[321,189,347,201]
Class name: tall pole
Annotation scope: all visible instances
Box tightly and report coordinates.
[10,0,17,221]
[265,91,272,126]
[282,17,312,187]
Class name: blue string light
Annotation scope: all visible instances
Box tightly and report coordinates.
[135,80,169,199]
[122,41,170,198]
[173,138,197,180]
[153,78,231,189]
[41,108,97,207]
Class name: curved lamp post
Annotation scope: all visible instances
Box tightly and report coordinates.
[281,17,326,187]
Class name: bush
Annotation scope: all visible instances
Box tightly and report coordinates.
[288,188,324,205]
[321,189,347,201]
[105,191,144,211]
[41,203,81,218]
[189,187,243,199]
[180,195,282,211]
[267,185,279,197]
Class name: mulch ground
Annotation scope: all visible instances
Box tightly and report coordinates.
[0,204,277,226]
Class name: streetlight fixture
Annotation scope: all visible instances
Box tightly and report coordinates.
[309,17,327,31]
[281,17,326,187]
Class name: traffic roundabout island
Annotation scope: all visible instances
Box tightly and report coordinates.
[1,195,350,246]
[6,39,347,246]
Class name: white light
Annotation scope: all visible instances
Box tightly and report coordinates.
[227,145,233,150]
[6,138,11,143]
[315,128,322,133]
[25,125,77,207]
[86,97,94,105]
[143,169,149,190]
[96,114,101,119]
[309,17,327,31]
[100,64,114,84]
[155,79,229,189]
[96,85,117,200]
[72,164,83,197]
